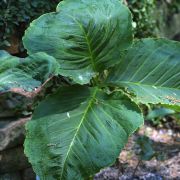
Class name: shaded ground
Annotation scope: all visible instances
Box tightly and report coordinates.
[95,124,180,180]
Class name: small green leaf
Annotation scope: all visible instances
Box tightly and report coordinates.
[107,38,180,107]
[25,85,143,179]
[135,136,155,161]
[0,51,59,94]
[23,0,133,84]
[146,107,175,120]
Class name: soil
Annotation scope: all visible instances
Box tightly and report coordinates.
[95,123,180,180]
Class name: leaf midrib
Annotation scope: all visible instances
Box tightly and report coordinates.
[59,88,98,179]
[66,14,97,72]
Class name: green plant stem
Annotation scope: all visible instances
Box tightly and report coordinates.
[92,76,99,87]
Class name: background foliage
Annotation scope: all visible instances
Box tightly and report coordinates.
[156,0,180,40]
[0,0,59,50]
[0,0,179,52]
[126,0,157,38]
[127,0,180,39]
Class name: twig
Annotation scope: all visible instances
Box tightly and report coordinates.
[132,159,141,178]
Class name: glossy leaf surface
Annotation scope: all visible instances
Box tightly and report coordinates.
[25,85,143,179]
[23,0,132,84]
[0,51,58,93]
[107,38,180,106]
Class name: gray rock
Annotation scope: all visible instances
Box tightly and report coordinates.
[0,146,31,174]
[0,118,30,151]
[0,172,21,180]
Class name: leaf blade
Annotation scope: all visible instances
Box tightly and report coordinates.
[0,51,58,94]
[24,85,143,179]
[23,0,133,84]
[107,38,180,106]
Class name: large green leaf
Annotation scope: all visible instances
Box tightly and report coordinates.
[0,51,59,94]
[25,85,143,179]
[107,38,180,107]
[23,0,132,84]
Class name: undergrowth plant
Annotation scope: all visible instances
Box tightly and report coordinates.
[0,0,59,49]
[127,0,157,38]
[0,0,180,179]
